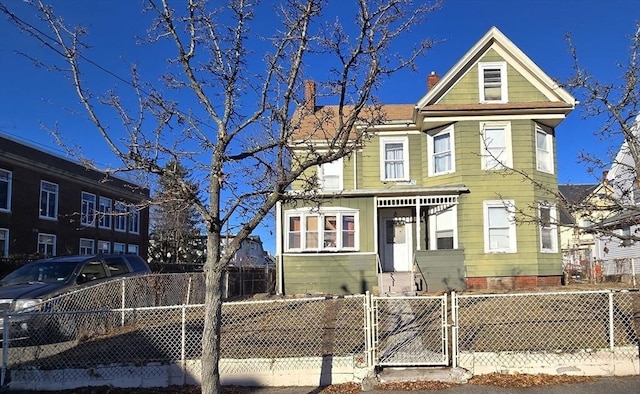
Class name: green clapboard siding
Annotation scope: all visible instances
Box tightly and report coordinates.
[415,249,466,292]
[439,49,547,105]
[282,196,375,252]
[282,253,378,295]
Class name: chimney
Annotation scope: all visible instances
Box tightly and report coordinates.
[602,170,609,185]
[427,71,440,90]
[304,80,316,112]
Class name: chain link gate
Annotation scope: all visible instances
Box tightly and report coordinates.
[368,294,449,366]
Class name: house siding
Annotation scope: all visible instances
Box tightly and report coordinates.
[438,49,547,105]
[281,252,377,295]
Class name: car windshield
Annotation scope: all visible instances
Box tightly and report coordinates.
[0,261,77,285]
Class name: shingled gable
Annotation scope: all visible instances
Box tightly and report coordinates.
[415,26,576,129]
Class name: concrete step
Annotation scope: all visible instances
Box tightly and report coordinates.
[378,271,415,296]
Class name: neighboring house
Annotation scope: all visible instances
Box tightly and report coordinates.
[558,181,613,277]
[0,134,150,260]
[275,27,576,295]
[221,235,274,267]
[594,115,640,281]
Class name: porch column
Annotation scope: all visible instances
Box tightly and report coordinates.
[415,197,421,251]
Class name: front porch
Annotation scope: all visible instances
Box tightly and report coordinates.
[375,195,466,295]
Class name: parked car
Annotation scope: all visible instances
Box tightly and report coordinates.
[0,254,151,342]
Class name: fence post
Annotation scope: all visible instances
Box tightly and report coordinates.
[364,291,373,368]
[2,310,8,386]
[632,258,637,288]
[608,291,615,351]
[186,276,192,305]
[121,278,126,327]
[181,304,187,386]
[451,291,457,369]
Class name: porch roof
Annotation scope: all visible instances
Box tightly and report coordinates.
[307,184,469,199]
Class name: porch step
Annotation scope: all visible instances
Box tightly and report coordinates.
[378,272,414,296]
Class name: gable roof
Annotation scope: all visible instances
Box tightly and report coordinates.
[416,26,575,124]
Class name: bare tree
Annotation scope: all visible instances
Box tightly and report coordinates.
[0,0,441,392]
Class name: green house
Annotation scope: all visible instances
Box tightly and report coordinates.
[275,27,576,295]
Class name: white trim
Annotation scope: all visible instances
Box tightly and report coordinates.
[79,238,95,255]
[380,136,410,182]
[37,232,57,257]
[539,202,558,253]
[535,124,554,174]
[318,157,343,192]
[81,191,96,227]
[98,196,113,229]
[0,228,8,257]
[483,200,517,253]
[478,61,508,103]
[97,240,111,254]
[284,207,360,252]
[114,201,127,232]
[480,121,512,170]
[39,180,59,221]
[416,26,576,108]
[375,130,421,136]
[428,205,458,250]
[422,114,568,125]
[113,242,126,254]
[427,125,456,177]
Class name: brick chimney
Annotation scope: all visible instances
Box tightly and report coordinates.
[304,80,316,112]
[427,71,440,90]
[602,170,609,185]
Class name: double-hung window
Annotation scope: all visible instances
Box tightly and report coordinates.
[127,244,139,255]
[535,125,554,174]
[81,192,96,226]
[479,62,508,103]
[427,205,457,250]
[97,240,111,254]
[79,238,95,255]
[38,233,56,257]
[0,228,8,257]
[484,200,517,253]
[0,169,11,212]
[319,158,343,191]
[286,208,358,252]
[114,202,127,232]
[380,137,409,181]
[114,242,126,254]
[39,180,58,220]
[428,126,455,176]
[128,207,140,234]
[99,197,112,229]
[480,122,512,169]
[539,203,557,252]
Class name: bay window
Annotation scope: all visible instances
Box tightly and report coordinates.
[286,208,359,252]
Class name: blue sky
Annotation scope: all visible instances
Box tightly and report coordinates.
[1,0,639,252]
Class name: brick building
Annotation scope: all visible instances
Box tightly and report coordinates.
[0,134,149,259]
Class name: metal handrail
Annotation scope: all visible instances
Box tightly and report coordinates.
[413,254,427,292]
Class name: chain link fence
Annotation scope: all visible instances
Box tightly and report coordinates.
[453,290,639,375]
[372,295,448,366]
[1,274,366,388]
[2,277,639,390]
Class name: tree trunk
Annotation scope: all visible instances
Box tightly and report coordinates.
[202,235,223,394]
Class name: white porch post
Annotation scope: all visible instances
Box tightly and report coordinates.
[415,197,421,251]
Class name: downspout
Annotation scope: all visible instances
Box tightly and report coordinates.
[276,201,284,295]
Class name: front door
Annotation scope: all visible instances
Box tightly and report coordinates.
[381,209,412,272]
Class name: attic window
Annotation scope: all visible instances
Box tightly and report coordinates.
[479,62,508,103]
